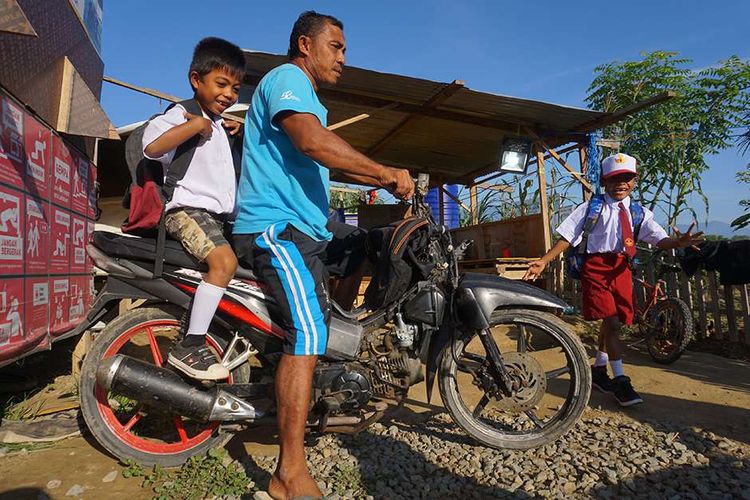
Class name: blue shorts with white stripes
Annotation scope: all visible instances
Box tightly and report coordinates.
[233,221,366,356]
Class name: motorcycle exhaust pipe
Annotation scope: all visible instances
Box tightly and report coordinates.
[96,355,261,422]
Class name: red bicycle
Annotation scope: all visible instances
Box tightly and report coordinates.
[630,248,693,364]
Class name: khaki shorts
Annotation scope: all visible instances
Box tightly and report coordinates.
[164,208,230,261]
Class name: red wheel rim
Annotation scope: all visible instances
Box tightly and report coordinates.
[94,319,232,455]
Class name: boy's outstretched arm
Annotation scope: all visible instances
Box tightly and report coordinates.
[656,222,704,251]
[144,112,212,158]
[523,238,571,281]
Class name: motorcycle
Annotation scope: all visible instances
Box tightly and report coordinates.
[78,173,591,467]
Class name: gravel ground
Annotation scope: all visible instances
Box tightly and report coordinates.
[241,409,750,499]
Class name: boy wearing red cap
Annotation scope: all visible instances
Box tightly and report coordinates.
[524,153,702,406]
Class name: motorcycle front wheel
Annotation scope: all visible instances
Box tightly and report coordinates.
[439,308,591,450]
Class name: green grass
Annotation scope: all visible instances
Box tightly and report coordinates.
[121,448,251,500]
[330,462,365,496]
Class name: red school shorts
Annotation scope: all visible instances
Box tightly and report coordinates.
[580,253,634,325]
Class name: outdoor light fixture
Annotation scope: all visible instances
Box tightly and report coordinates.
[499,136,532,174]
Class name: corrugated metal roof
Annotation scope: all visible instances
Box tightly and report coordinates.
[242,51,609,183]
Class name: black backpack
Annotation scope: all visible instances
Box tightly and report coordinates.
[364,217,434,310]
[120,99,242,276]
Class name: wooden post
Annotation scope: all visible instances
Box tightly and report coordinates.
[469,185,478,225]
[665,250,679,297]
[706,272,722,339]
[694,273,708,339]
[536,150,552,253]
[724,285,738,342]
[678,273,693,310]
[578,146,591,201]
[739,284,750,345]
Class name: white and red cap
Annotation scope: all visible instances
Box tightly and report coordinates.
[601,153,637,179]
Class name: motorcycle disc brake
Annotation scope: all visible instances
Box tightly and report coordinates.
[489,352,547,412]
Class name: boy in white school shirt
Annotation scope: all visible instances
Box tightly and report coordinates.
[524,153,703,406]
[142,37,244,380]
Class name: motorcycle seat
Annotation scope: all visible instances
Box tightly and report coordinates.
[91,231,259,280]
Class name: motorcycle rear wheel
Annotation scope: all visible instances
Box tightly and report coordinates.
[79,305,249,467]
[439,308,591,450]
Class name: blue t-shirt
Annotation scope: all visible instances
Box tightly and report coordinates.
[234,63,331,241]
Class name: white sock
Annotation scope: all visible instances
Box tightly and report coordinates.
[186,281,225,337]
[594,351,609,367]
[610,359,625,378]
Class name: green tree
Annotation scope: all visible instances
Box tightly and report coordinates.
[586,51,750,226]
[731,163,750,230]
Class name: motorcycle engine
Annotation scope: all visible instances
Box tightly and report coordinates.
[312,364,372,414]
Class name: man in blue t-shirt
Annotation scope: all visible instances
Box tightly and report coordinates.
[233,11,413,499]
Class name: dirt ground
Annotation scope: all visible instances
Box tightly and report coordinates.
[1,341,748,499]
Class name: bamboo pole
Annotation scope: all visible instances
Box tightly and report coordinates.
[536,150,552,253]
[679,273,693,310]
[469,185,478,225]
[693,273,708,339]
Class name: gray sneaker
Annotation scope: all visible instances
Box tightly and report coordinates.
[167,341,229,380]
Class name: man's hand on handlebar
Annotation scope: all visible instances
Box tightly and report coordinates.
[381,167,415,200]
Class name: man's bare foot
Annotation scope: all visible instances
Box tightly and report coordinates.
[268,469,322,500]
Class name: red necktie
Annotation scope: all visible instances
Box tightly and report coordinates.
[619,202,636,258]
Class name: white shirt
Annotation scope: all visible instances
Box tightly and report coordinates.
[142,104,236,215]
[556,194,668,253]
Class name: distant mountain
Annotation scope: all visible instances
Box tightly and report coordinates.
[673,220,750,238]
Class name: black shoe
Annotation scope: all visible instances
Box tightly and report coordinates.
[591,365,614,393]
[167,339,229,381]
[612,375,643,407]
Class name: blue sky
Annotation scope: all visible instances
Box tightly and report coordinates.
[100,0,749,224]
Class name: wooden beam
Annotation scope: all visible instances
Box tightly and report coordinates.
[469,185,478,225]
[328,102,398,131]
[536,150,552,253]
[104,76,182,103]
[475,182,513,192]
[525,128,592,192]
[574,90,676,132]
[366,80,464,155]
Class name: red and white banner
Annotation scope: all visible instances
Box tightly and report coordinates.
[25,196,50,275]
[87,161,98,219]
[0,278,24,346]
[0,89,98,364]
[50,205,70,275]
[0,185,24,275]
[49,277,71,336]
[51,135,73,208]
[24,111,51,200]
[71,150,89,215]
[70,215,87,274]
[0,95,24,190]
[24,277,49,340]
